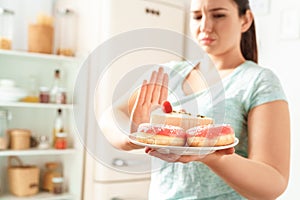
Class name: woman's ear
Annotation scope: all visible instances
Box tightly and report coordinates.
[241,10,254,33]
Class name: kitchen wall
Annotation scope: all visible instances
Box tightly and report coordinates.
[254,0,300,199]
[183,0,300,199]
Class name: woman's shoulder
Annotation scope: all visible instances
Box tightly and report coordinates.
[240,61,280,81]
[241,61,287,111]
[242,60,268,73]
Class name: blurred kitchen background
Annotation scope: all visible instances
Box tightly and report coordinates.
[0,0,299,199]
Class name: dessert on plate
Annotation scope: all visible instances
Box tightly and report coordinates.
[186,124,235,147]
[131,101,235,148]
[131,123,186,146]
[151,100,213,131]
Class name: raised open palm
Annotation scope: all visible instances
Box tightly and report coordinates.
[130,67,169,132]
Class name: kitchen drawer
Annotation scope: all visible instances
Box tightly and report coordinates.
[93,179,150,200]
[94,155,151,182]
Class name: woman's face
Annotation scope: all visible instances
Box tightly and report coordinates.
[190,0,244,57]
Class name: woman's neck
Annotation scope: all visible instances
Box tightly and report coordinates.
[209,50,245,70]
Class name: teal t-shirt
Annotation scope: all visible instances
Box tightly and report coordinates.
[148,60,287,200]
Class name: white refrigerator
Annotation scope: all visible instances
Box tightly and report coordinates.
[81,0,186,199]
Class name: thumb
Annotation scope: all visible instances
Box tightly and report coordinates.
[222,147,235,155]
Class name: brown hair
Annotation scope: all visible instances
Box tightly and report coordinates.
[232,0,258,63]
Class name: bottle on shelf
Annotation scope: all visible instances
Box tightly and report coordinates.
[0,109,11,150]
[53,109,64,146]
[50,69,61,103]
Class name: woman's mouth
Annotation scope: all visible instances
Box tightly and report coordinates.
[200,37,215,45]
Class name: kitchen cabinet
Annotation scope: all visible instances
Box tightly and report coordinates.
[0,49,84,200]
[93,180,151,200]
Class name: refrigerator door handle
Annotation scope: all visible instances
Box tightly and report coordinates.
[112,158,147,167]
[112,158,128,167]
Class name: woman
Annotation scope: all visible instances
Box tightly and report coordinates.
[101,0,290,199]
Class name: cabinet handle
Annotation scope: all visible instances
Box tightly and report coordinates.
[145,7,160,16]
[111,198,123,200]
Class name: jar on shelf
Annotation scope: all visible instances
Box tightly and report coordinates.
[55,87,67,104]
[39,86,50,103]
[54,132,67,149]
[0,8,14,50]
[9,129,31,150]
[55,8,76,56]
[0,109,11,150]
[52,177,64,194]
[42,162,61,192]
[28,14,54,54]
[22,75,39,103]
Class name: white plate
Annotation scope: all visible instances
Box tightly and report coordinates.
[129,137,239,155]
[0,86,27,102]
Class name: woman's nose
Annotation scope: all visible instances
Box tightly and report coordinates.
[199,17,212,32]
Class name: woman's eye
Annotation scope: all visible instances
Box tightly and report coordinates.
[213,14,225,18]
[192,15,202,20]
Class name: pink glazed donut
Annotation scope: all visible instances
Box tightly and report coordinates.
[131,123,186,146]
[186,124,235,147]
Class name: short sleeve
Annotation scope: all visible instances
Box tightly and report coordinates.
[244,68,287,112]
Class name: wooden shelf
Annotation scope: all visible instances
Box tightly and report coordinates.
[0,29,85,200]
[0,102,73,109]
[0,192,73,200]
[0,49,83,64]
[0,149,76,157]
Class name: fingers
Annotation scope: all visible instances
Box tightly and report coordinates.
[222,147,235,155]
[145,71,157,104]
[159,73,169,104]
[147,148,235,164]
[151,67,164,103]
[147,150,206,163]
[136,80,148,106]
[144,67,169,105]
[148,150,181,162]
[145,147,152,153]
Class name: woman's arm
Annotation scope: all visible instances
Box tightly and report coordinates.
[148,100,290,199]
[204,100,290,199]
[99,92,142,151]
